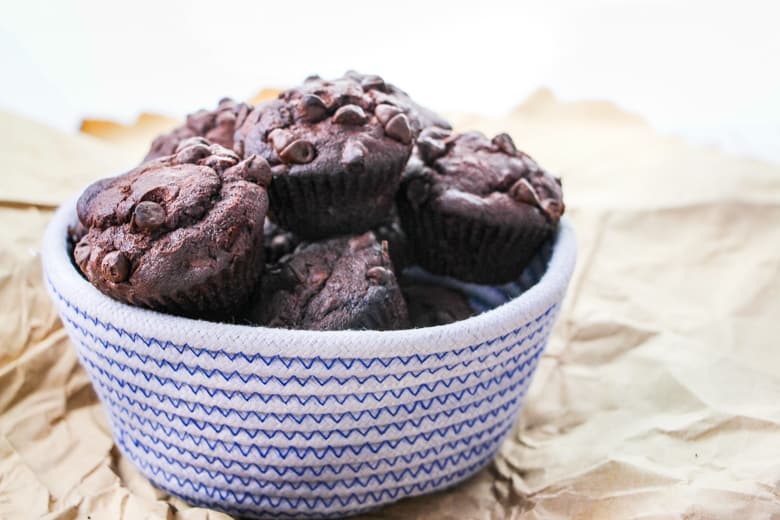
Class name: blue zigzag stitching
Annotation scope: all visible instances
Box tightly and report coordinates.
[101,382,525,447]
[90,361,533,438]
[128,451,492,511]
[117,424,505,483]
[80,343,543,426]
[75,332,545,408]
[77,340,544,420]
[68,312,551,389]
[120,441,498,500]
[51,278,556,369]
[106,389,522,466]
[117,431,500,494]
[108,399,520,461]
[117,413,513,482]
[152,482,377,519]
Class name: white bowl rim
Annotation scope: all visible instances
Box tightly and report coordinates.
[42,194,577,359]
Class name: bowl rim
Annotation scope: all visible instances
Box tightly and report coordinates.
[42,194,577,358]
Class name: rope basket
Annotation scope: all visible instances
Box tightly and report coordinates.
[42,195,577,519]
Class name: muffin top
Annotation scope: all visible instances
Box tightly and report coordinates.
[145,98,252,161]
[249,232,409,331]
[74,137,271,314]
[235,74,420,180]
[401,129,565,226]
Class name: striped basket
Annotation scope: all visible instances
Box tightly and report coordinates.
[41,196,577,519]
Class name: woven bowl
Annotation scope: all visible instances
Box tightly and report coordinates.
[42,195,577,519]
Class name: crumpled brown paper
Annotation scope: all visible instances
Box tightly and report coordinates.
[2,88,779,519]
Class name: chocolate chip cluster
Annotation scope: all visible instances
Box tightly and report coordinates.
[70,71,564,329]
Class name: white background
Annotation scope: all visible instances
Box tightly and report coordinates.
[2,0,779,163]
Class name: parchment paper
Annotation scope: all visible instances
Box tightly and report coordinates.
[2,88,779,519]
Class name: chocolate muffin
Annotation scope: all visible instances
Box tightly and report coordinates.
[402,283,475,328]
[74,137,271,318]
[248,232,409,331]
[397,129,564,284]
[234,72,448,239]
[145,98,251,161]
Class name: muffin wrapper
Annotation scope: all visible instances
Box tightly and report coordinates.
[268,162,402,240]
[398,199,553,284]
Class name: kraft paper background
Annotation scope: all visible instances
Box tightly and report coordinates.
[1,88,779,519]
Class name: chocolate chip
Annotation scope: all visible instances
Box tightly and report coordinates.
[509,178,542,207]
[244,155,272,186]
[360,75,385,90]
[366,265,392,285]
[492,133,517,155]
[332,104,367,126]
[298,94,328,123]
[541,199,564,221]
[417,137,447,163]
[304,74,321,83]
[208,144,239,161]
[73,240,91,270]
[176,136,210,151]
[133,201,166,231]
[174,142,211,164]
[375,104,402,125]
[279,139,316,164]
[101,251,129,283]
[268,128,294,153]
[205,154,239,170]
[341,140,367,172]
[384,113,412,144]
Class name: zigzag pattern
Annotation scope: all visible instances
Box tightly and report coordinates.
[88,367,533,429]
[100,385,525,446]
[116,427,505,482]
[75,335,544,408]
[52,281,555,369]
[151,481,377,519]
[80,346,542,426]
[109,405,518,461]
[123,445,492,511]
[65,311,551,387]
[117,433,499,494]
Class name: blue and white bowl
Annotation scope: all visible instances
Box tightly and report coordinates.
[42,196,577,519]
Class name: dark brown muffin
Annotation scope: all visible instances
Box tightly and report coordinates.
[248,232,409,331]
[234,72,449,239]
[397,129,564,284]
[74,137,271,319]
[402,283,475,328]
[144,98,251,161]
